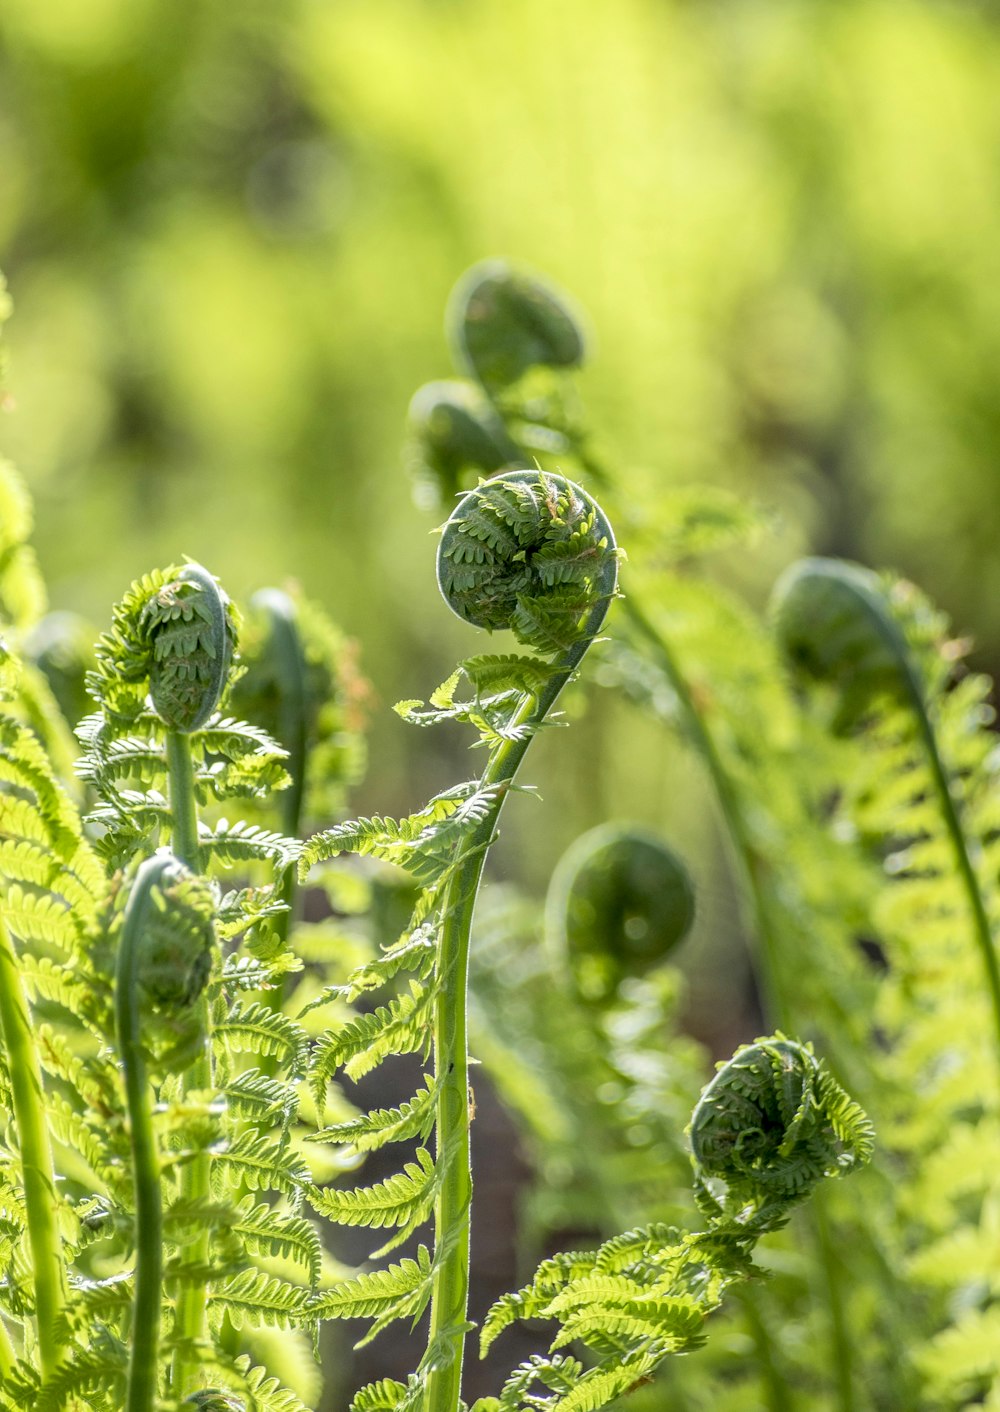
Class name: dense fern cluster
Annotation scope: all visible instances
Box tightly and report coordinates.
[408,259,1000,1409]
[11,249,999,1412]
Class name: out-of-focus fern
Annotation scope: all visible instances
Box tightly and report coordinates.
[410,260,894,1411]
[773,559,1000,1406]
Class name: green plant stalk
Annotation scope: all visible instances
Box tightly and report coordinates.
[825,570,1000,1074]
[117,860,168,1412]
[165,731,210,1395]
[0,917,66,1378]
[424,620,609,1412]
[621,595,855,1412]
[907,682,1000,1073]
[0,1316,15,1378]
[262,593,308,960]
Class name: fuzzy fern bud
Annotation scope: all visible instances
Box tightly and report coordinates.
[770,557,913,730]
[547,823,695,1003]
[689,1035,874,1231]
[407,378,519,511]
[436,469,618,656]
[448,259,586,395]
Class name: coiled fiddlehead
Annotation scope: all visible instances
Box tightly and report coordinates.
[142,564,235,736]
[689,1036,874,1234]
[116,853,215,1412]
[437,468,616,658]
[406,379,519,510]
[304,470,617,1412]
[90,561,236,735]
[769,557,916,732]
[546,822,695,1004]
[448,259,586,397]
[771,556,1000,1077]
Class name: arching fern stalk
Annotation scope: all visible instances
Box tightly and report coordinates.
[302,470,618,1411]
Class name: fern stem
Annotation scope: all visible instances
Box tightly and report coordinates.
[425,588,615,1412]
[165,732,200,871]
[734,1286,792,1412]
[166,730,211,1394]
[620,597,785,1019]
[911,693,1000,1073]
[117,858,168,1412]
[621,595,860,1412]
[0,917,66,1378]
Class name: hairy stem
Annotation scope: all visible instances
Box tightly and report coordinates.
[424,625,607,1412]
[0,918,66,1378]
[165,731,210,1394]
[117,860,167,1412]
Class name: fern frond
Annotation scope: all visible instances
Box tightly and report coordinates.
[209,1268,315,1332]
[312,1245,433,1329]
[308,1148,437,1234]
[223,1069,299,1129]
[216,1001,308,1074]
[309,983,434,1100]
[200,818,301,870]
[309,1077,437,1152]
[210,1129,310,1197]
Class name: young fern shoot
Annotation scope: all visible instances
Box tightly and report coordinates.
[301,469,618,1411]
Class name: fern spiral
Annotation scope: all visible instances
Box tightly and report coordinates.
[142,563,235,734]
[116,853,215,1412]
[771,555,1000,1077]
[546,823,695,1004]
[689,1036,874,1232]
[448,259,585,397]
[769,557,916,731]
[437,469,617,657]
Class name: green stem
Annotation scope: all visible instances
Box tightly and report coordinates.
[165,731,210,1395]
[0,918,66,1378]
[910,688,1000,1073]
[0,1317,16,1378]
[423,593,614,1412]
[117,858,169,1412]
[622,595,856,1412]
[841,574,1000,1075]
[165,733,200,872]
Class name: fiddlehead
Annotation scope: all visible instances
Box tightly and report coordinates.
[437,468,616,658]
[546,822,695,1004]
[771,556,1000,1074]
[448,259,586,398]
[304,470,617,1412]
[481,1033,872,1412]
[406,380,518,510]
[689,1036,874,1233]
[116,853,215,1412]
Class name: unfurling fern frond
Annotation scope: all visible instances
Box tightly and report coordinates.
[301,470,617,1408]
[773,557,1000,1404]
[484,1034,870,1411]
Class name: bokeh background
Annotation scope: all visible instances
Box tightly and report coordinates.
[2,0,999,1402]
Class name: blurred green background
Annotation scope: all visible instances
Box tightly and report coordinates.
[3,2,999,1403]
[2,0,998,887]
